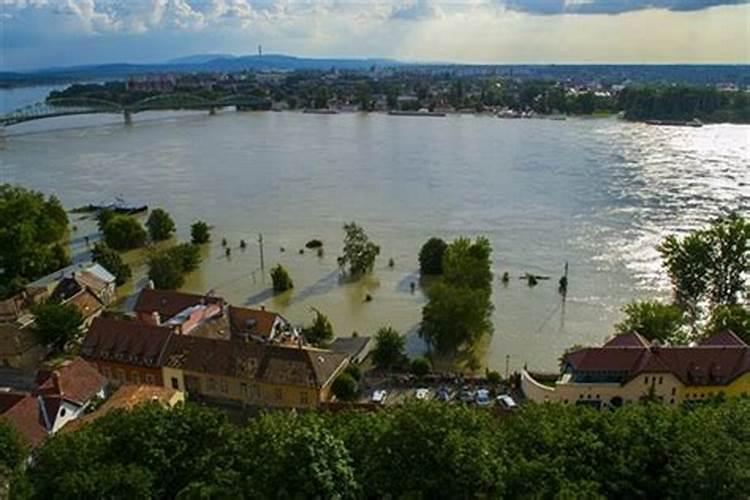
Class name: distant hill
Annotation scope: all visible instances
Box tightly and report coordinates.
[167,54,236,64]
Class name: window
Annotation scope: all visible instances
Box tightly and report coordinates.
[671,387,676,396]
[131,371,140,384]
[644,377,649,384]
[171,377,179,390]
[275,388,283,401]
[300,391,309,405]
[60,408,66,417]
[658,376,663,384]
[220,379,229,394]
[116,369,126,382]
[145,374,155,385]
[670,399,675,404]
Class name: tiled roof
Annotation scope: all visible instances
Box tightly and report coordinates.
[67,289,104,319]
[164,335,264,379]
[564,331,750,387]
[700,330,747,347]
[258,345,348,388]
[36,357,106,405]
[134,289,223,322]
[1,395,47,446]
[0,323,41,357]
[228,306,279,339]
[81,317,174,368]
[603,332,650,348]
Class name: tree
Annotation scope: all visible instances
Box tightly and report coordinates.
[146,208,175,242]
[102,216,147,251]
[615,300,685,343]
[344,364,361,382]
[270,264,293,292]
[705,305,750,343]
[167,243,202,272]
[0,185,70,299]
[332,373,359,401]
[410,357,431,377]
[32,301,84,352]
[302,308,334,346]
[91,242,131,286]
[0,421,26,475]
[421,283,493,353]
[339,222,380,278]
[442,237,493,291]
[148,253,184,290]
[96,208,115,232]
[659,213,749,319]
[190,221,210,245]
[419,237,448,275]
[372,326,405,370]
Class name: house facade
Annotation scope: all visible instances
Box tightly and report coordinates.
[522,331,750,409]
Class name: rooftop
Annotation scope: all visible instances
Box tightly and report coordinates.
[134,288,223,321]
[81,317,174,368]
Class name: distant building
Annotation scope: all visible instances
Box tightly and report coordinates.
[127,74,177,92]
[522,331,750,410]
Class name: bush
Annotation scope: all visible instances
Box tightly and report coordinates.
[340,222,380,278]
[344,364,361,382]
[486,370,502,385]
[331,373,359,401]
[410,357,431,377]
[148,253,184,290]
[103,216,147,251]
[91,242,131,286]
[372,327,405,371]
[419,237,448,275]
[270,264,293,292]
[190,221,210,244]
[146,208,175,242]
[302,308,334,346]
[167,243,202,272]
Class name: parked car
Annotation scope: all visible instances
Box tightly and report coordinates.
[435,386,452,402]
[459,387,475,403]
[371,390,388,405]
[475,389,491,406]
[497,394,518,410]
[415,388,430,400]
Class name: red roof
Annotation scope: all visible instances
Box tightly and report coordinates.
[36,357,106,405]
[700,330,747,347]
[81,317,174,367]
[228,306,280,339]
[603,332,650,348]
[1,395,47,446]
[134,289,223,321]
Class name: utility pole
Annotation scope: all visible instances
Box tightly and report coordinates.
[505,354,510,380]
[258,233,265,272]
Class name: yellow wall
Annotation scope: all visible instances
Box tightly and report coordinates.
[679,372,750,401]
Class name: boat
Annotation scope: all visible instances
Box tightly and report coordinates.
[645,118,703,128]
[86,196,148,215]
[388,109,446,117]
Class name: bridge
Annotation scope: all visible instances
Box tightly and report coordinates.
[0,93,270,127]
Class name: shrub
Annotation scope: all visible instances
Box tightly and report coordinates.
[270,264,294,292]
[146,208,175,242]
[410,357,431,377]
[331,373,359,401]
[190,221,210,245]
[103,216,147,251]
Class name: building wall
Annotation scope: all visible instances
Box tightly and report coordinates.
[679,372,750,402]
[90,360,163,387]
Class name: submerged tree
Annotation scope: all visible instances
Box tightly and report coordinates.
[103,216,147,251]
[339,222,380,278]
[91,242,131,286]
[302,308,334,346]
[190,221,210,245]
[146,208,176,242]
[270,264,293,293]
[418,237,448,276]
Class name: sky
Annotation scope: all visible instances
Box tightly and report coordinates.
[1,0,749,70]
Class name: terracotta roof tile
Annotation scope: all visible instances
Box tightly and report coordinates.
[36,357,106,405]
[228,306,279,339]
[603,332,650,348]
[1,395,47,447]
[699,330,747,347]
[81,317,173,368]
[134,289,223,322]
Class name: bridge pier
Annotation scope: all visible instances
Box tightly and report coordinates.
[209,107,217,116]
[0,127,5,149]
[123,110,133,125]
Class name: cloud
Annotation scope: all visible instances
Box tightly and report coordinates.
[501,0,749,15]
[389,0,443,21]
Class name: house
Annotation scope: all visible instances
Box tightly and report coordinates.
[329,335,373,364]
[62,384,184,433]
[0,318,46,372]
[81,308,349,408]
[26,262,117,306]
[522,331,750,410]
[81,317,174,387]
[0,357,107,446]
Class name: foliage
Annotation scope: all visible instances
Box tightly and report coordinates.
[618,85,749,123]
[166,243,202,273]
[331,373,359,401]
[102,215,147,251]
[0,421,26,475]
[0,185,70,299]
[146,209,176,242]
[339,222,380,278]
[615,300,686,343]
[32,301,84,352]
[421,282,493,354]
[421,237,494,354]
[344,364,361,382]
[147,253,184,290]
[302,308,334,346]
[410,357,431,377]
[16,398,750,499]
[372,326,406,370]
[91,242,131,286]
[418,237,448,275]
[486,370,502,385]
[270,264,293,293]
[705,304,750,343]
[658,213,749,319]
[96,208,115,232]
[305,239,323,249]
[190,221,210,245]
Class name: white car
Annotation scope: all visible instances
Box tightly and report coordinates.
[415,388,430,400]
[497,394,518,410]
[371,390,388,405]
[475,389,491,406]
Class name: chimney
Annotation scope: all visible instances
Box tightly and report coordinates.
[260,304,266,311]
[152,311,161,326]
[146,280,155,290]
[52,371,62,395]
